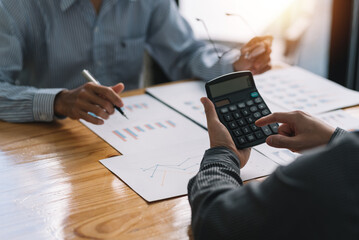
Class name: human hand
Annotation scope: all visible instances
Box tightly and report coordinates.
[255,111,335,152]
[54,82,125,125]
[201,97,251,168]
[233,36,273,75]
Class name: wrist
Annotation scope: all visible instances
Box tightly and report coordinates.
[54,90,68,117]
[206,146,242,168]
[328,127,347,144]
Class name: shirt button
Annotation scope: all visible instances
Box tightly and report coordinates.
[97,61,102,66]
[94,27,99,33]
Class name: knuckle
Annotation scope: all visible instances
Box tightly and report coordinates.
[105,102,113,111]
[84,82,93,89]
[78,89,87,98]
[293,110,305,117]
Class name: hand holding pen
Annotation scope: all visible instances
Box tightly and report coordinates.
[240,36,273,60]
[233,35,273,75]
[54,70,126,125]
[82,70,128,119]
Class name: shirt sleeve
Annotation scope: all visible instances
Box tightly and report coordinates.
[0,2,64,122]
[188,132,359,240]
[329,127,348,143]
[146,0,236,82]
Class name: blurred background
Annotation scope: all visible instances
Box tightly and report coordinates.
[149,0,359,91]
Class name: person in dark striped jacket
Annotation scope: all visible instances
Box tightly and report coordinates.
[188,97,359,240]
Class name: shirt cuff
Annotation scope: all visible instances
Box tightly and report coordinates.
[329,127,348,144]
[33,88,65,122]
[203,146,241,168]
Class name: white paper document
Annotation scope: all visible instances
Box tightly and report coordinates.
[100,145,278,202]
[81,94,208,155]
[146,81,208,128]
[316,110,359,131]
[82,94,279,201]
[254,143,300,166]
[254,67,359,114]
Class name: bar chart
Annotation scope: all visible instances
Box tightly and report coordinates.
[123,103,149,112]
[112,120,177,141]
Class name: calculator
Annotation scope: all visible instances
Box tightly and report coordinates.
[205,71,278,149]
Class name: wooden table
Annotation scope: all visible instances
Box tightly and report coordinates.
[1,85,359,239]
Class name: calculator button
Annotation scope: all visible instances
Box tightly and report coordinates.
[246,116,255,123]
[242,126,251,134]
[229,105,237,111]
[241,109,250,116]
[261,126,272,136]
[233,129,242,137]
[251,92,259,98]
[246,134,256,142]
[224,114,233,122]
[237,102,246,108]
[254,97,263,103]
[237,137,247,144]
[250,124,259,131]
[237,119,246,126]
[262,109,270,116]
[255,131,264,139]
[258,103,266,110]
[270,123,279,133]
[253,112,262,119]
[246,100,254,106]
[233,112,241,119]
[220,107,229,114]
[249,106,258,112]
[228,121,238,129]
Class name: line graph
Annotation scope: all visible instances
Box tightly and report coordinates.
[141,155,202,179]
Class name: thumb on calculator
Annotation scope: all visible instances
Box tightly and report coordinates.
[201,97,251,168]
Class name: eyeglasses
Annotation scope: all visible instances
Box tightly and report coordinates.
[196,13,257,61]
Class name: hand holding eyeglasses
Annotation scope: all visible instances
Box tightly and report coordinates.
[233,35,273,75]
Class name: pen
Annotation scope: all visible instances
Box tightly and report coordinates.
[81,69,128,119]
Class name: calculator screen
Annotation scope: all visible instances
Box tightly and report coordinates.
[209,76,253,98]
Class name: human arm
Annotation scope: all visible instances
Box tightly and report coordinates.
[0,1,61,122]
[0,2,124,124]
[188,98,359,239]
[255,111,338,152]
[146,0,272,82]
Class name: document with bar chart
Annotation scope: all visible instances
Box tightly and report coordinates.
[81,94,209,155]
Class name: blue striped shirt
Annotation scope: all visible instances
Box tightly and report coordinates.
[0,0,235,122]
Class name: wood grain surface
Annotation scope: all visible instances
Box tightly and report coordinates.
[0,85,358,239]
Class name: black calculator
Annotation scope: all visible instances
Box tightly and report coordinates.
[205,71,278,149]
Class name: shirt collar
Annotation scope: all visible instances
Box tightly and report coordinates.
[60,0,78,12]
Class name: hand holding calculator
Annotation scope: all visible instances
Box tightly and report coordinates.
[205,71,278,149]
